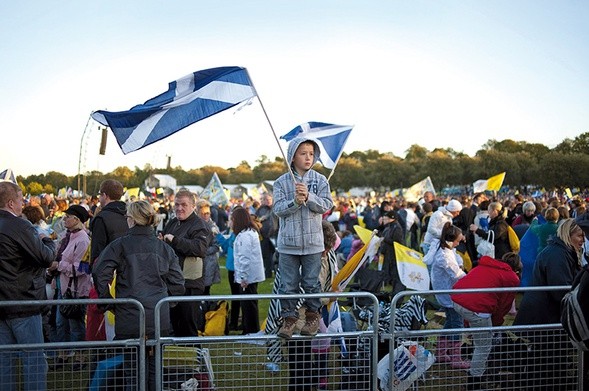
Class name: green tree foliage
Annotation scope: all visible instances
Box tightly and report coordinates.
[17,134,589,194]
[27,182,44,195]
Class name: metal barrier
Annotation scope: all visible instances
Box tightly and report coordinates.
[386,286,581,391]
[154,291,380,391]
[0,298,145,391]
[1,287,586,390]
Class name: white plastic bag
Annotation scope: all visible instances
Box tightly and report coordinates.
[377,341,435,391]
[476,230,495,258]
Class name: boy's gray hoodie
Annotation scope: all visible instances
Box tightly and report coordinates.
[273,137,333,255]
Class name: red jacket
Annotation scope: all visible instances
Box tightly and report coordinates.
[452,256,520,326]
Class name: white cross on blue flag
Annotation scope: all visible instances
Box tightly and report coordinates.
[280,122,353,169]
[91,66,256,154]
[0,168,16,184]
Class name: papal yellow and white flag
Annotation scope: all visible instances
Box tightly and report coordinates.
[393,242,430,291]
[332,226,382,292]
[403,176,436,202]
[472,172,506,193]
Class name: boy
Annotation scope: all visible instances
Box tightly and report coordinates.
[273,137,333,338]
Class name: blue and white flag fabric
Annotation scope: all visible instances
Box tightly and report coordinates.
[0,168,16,184]
[200,172,229,206]
[92,66,257,154]
[280,122,353,169]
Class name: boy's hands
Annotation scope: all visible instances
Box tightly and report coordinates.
[295,182,308,205]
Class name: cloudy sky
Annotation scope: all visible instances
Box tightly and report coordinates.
[2,1,588,177]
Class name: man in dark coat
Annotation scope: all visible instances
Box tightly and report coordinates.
[89,179,128,266]
[161,189,213,336]
[0,181,57,389]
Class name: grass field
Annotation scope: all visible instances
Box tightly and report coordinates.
[209,255,276,329]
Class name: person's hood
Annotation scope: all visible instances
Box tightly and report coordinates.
[102,200,127,216]
[286,137,321,169]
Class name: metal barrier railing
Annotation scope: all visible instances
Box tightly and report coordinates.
[0,298,145,391]
[154,291,380,391]
[386,286,580,391]
[1,287,585,390]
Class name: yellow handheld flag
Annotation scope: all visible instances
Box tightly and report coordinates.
[393,242,430,291]
[507,225,520,253]
[332,231,382,292]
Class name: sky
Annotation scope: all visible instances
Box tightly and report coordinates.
[2,1,588,178]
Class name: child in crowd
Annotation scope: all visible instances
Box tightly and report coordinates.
[273,137,334,338]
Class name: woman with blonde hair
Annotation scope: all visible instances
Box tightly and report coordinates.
[470,201,514,260]
[514,218,584,389]
[93,200,185,391]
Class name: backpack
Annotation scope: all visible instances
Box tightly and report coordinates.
[561,266,589,351]
[198,300,229,336]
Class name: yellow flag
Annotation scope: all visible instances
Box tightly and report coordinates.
[393,242,430,290]
[353,225,374,244]
[486,172,506,192]
[126,187,140,198]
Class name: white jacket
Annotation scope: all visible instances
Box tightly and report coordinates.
[422,207,454,247]
[425,243,465,308]
[234,228,266,285]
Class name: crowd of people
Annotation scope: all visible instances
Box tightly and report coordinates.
[3,146,589,390]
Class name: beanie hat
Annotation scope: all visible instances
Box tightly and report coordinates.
[446,199,462,213]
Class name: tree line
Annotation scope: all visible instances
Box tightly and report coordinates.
[18,133,589,196]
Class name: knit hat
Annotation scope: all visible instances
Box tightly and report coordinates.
[64,205,90,223]
[446,199,462,213]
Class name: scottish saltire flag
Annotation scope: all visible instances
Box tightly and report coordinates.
[0,168,16,184]
[92,66,256,154]
[403,176,436,202]
[200,172,229,206]
[393,242,430,290]
[473,172,506,193]
[280,122,353,169]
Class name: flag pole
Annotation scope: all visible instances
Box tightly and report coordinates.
[77,113,94,196]
[245,70,297,184]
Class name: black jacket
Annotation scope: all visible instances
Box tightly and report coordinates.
[93,225,185,338]
[475,215,512,260]
[514,236,580,325]
[0,210,56,319]
[162,212,212,290]
[90,200,128,263]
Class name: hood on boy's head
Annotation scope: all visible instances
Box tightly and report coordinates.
[286,136,321,168]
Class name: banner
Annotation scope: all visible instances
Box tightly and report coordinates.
[403,177,435,202]
[393,242,430,290]
[473,172,506,193]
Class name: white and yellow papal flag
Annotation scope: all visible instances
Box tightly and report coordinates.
[393,242,430,291]
[472,172,506,193]
[403,176,436,203]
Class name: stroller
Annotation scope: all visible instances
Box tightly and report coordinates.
[346,267,390,309]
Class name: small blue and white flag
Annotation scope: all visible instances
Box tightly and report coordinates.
[92,66,257,154]
[280,122,353,169]
[0,168,17,184]
[200,172,229,206]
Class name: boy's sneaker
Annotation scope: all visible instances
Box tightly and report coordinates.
[278,317,298,339]
[300,311,320,336]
